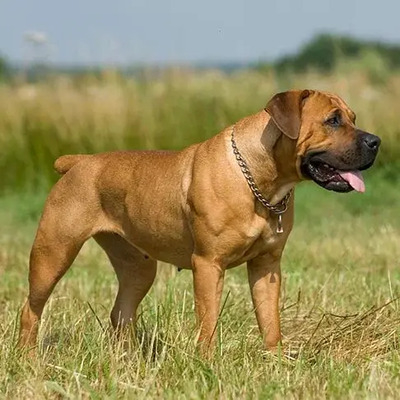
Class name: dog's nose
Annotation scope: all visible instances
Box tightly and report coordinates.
[362,133,381,151]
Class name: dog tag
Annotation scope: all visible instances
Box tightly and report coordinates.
[276,214,283,234]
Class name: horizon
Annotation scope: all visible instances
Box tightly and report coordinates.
[3,32,400,70]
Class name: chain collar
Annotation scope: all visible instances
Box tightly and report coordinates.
[230,126,292,233]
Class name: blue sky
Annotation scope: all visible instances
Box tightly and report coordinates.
[1,0,400,65]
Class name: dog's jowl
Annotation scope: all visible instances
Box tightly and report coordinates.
[19,90,380,353]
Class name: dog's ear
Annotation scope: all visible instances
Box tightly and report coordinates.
[265,90,311,139]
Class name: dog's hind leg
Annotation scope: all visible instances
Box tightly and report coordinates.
[19,189,97,349]
[93,232,157,335]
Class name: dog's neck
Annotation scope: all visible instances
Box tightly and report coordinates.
[232,111,300,205]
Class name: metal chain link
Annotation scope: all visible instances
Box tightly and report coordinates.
[230,126,292,215]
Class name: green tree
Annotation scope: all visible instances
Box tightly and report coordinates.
[0,55,9,80]
[271,33,400,74]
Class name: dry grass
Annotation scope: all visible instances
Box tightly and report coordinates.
[0,170,399,399]
[0,68,399,192]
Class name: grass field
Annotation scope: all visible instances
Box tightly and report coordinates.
[0,70,400,398]
[1,68,400,192]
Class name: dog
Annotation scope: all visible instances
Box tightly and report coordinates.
[19,90,380,353]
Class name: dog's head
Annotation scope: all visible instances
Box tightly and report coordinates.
[265,90,380,193]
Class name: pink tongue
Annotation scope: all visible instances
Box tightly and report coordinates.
[338,171,365,193]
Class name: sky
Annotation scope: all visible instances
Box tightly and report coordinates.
[1,0,400,66]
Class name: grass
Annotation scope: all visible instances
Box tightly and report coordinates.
[0,68,400,193]
[0,167,399,399]
[0,68,400,398]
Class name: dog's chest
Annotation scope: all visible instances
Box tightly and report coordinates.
[237,214,290,263]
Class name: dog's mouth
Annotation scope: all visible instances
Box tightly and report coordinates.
[301,154,372,193]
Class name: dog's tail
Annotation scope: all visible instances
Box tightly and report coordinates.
[54,154,91,175]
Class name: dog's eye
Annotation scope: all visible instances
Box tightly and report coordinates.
[326,115,341,127]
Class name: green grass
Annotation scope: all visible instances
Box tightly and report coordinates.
[0,168,399,399]
[1,69,400,193]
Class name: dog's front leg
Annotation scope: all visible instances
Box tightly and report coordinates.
[192,255,225,355]
[247,254,282,351]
